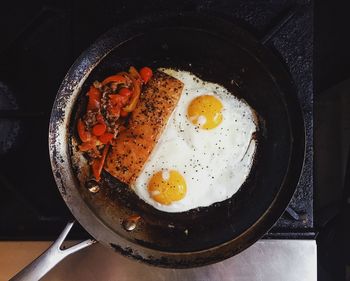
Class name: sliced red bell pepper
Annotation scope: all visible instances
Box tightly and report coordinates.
[87,86,101,111]
[119,87,132,98]
[91,144,110,181]
[123,82,141,112]
[129,66,142,82]
[123,68,141,112]
[101,74,127,86]
[77,119,91,142]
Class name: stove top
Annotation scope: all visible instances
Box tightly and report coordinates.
[0,0,313,240]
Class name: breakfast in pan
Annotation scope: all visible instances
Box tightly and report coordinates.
[75,66,258,213]
[11,12,306,280]
[48,14,305,269]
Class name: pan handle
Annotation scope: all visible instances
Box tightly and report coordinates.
[9,221,96,281]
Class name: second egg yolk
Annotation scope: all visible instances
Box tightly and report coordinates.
[148,170,187,205]
[187,95,223,130]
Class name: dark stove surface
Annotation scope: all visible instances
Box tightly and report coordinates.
[0,0,313,240]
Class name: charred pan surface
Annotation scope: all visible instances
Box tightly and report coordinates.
[105,71,184,184]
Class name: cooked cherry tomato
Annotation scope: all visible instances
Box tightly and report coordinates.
[77,119,91,142]
[87,86,101,111]
[119,88,132,98]
[102,74,126,86]
[92,123,107,136]
[91,144,110,181]
[139,67,153,83]
[99,133,114,144]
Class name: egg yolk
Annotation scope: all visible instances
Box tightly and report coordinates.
[148,170,187,205]
[187,95,223,130]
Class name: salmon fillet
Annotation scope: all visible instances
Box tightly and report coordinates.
[104,71,184,184]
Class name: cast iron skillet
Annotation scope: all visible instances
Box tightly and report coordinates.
[11,12,305,280]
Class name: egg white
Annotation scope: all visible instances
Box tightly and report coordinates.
[131,69,257,213]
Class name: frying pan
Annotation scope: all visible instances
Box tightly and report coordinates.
[11,13,305,280]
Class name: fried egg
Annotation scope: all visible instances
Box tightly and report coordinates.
[131,69,257,212]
